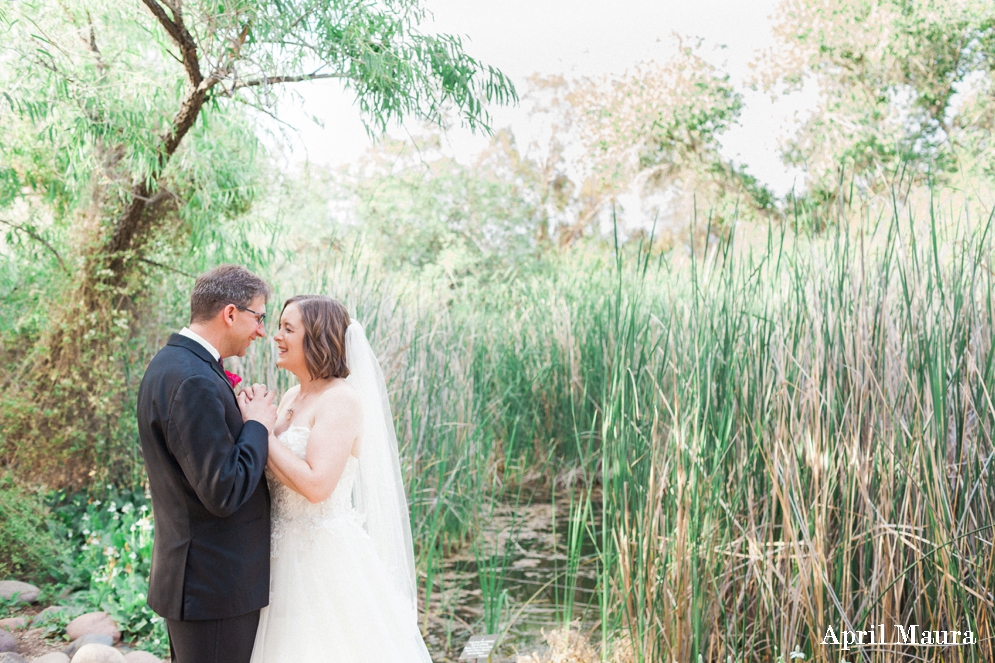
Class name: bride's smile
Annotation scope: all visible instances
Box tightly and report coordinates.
[272,305,305,374]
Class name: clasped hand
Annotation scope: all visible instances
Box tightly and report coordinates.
[237,383,278,433]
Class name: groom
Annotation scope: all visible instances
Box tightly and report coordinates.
[137,265,277,663]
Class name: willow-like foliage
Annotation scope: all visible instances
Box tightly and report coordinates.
[0,0,515,486]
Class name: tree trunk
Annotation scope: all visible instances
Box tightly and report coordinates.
[3,2,215,488]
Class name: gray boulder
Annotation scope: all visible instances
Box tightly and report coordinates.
[0,581,40,604]
[65,614,119,644]
[0,618,26,632]
[122,654,159,663]
[30,655,70,663]
[64,635,113,658]
[0,653,27,663]
[0,630,15,653]
[69,645,125,663]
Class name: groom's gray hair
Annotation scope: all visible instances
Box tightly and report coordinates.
[189,264,272,323]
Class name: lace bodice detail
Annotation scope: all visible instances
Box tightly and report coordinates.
[268,426,362,555]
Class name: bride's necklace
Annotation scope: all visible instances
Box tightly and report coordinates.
[286,382,322,420]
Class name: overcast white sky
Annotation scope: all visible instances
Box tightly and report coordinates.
[262,0,815,197]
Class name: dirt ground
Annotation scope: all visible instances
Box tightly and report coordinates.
[12,627,63,658]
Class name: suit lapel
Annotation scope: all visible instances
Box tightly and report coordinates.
[213,359,235,394]
[166,334,235,393]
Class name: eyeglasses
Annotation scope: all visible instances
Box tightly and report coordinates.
[232,304,266,325]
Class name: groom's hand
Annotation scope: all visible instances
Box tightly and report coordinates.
[237,382,269,401]
[238,384,277,433]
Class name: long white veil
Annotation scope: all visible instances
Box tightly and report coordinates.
[344,321,418,615]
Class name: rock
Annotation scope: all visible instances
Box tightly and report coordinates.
[65,614,119,644]
[0,618,26,632]
[0,630,16,653]
[122,654,159,663]
[0,581,40,604]
[30,655,70,663]
[31,607,69,627]
[0,653,27,663]
[64,635,113,658]
[69,645,125,663]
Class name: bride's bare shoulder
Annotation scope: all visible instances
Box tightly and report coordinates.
[316,380,361,415]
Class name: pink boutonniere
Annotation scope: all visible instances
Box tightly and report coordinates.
[225,370,242,389]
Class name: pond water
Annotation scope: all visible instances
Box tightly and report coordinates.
[421,494,603,662]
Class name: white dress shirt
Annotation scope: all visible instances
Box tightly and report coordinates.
[179,327,221,362]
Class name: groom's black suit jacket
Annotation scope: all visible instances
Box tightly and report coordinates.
[137,334,270,621]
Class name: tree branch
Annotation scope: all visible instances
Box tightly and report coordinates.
[138,257,194,278]
[230,95,301,131]
[140,0,202,87]
[0,219,68,273]
[223,72,346,96]
[159,0,180,16]
[102,7,386,284]
[105,6,217,266]
[106,110,196,257]
[86,11,99,56]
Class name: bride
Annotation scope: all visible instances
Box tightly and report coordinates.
[239,295,434,662]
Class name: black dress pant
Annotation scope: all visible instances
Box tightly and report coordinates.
[166,610,260,663]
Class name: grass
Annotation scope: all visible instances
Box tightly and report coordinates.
[589,199,995,662]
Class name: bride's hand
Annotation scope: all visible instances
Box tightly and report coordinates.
[237,384,277,432]
[238,383,265,401]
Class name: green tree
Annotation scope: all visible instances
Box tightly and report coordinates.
[338,44,772,274]
[524,44,774,245]
[0,0,514,486]
[342,129,545,282]
[763,0,995,205]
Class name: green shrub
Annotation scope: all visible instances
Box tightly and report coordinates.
[0,475,70,584]
[52,485,169,656]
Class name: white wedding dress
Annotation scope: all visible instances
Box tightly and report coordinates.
[250,425,435,662]
[250,321,434,663]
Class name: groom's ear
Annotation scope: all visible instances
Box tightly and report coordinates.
[220,303,238,327]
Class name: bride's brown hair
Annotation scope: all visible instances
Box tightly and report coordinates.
[282,295,351,380]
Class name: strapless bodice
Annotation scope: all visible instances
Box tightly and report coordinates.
[268,426,362,555]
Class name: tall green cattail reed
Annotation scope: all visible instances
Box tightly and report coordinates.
[232,192,993,661]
